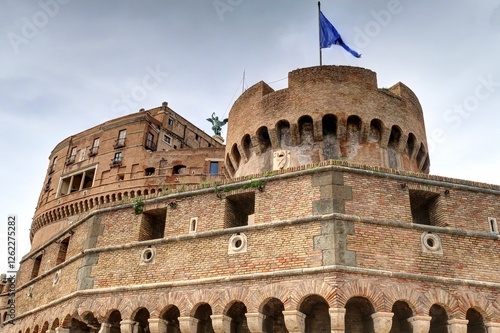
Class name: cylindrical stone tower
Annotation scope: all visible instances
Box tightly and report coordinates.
[225,65,430,178]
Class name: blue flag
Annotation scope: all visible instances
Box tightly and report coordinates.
[319,11,361,58]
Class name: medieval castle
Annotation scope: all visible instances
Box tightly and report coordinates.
[1,65,499,333]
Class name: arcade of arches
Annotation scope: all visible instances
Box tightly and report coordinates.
[9,295,497,333]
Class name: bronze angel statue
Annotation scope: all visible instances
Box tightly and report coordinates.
[207,112,228,136]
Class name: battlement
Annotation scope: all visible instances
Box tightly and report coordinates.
[225,65,429,178]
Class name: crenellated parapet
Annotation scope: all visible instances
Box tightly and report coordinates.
[225,65,430,178]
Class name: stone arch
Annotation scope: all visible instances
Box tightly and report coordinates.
[298,115,314,145]
[241,134,252,160]
[345,297,375,333]
[231,144,241,168]
[150,189,155,195]
[191,302,215,333]
[80,311,101,331]
[299,294,331,333]
[369,118,384,144]
[225,301,249,333]
[256,126,271,153]
[160,305,180,333]
[388,125,402,169]
[390,300,414,333]
[226,153,236,176]
[144,189,149,196]
[61,314,72,328]
[247,282,291,313]
[457,292,494,321]
[51,318,60,330]
[406,133,417,158]
[466,308,487,333]
[385,284,421,315]
[287,280,337,310]
[32,325,39,333]
[260,297,287,333]
[429,304,449,333]
[40,321,49,333]
[337,279,386,310]
[416,143,426,167]
[130,191,135,199]
[24,327,30,333]
[107,310,122,333]
[111,194,116,202]
[137,190,142,197]
[131,308,150,333]
[322,114,339,160]
[276,119,292,148]
[420,288,459,318]
[216,287,251,314]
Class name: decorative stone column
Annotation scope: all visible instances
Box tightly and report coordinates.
[371,312,394,333]
[485,322,500,333]
[210,314,232,333]
[246,312,265,333]
[407,315,432,333]
[98,323,111,333]
[283,310,306,333]
[120,320,138,333]
[329,308,346,333]
[178,316,199,333]
[148,318,167,333]
[447,319,468,333]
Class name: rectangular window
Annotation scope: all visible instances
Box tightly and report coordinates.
[168,118,174,126]
[209,161,219,174]
[225,192,255,228]
[56,237,70,265]
[58,167,96,196]
[110,152,123,167]
[139,208,166,241]
[89,138,100,156]
[145,132,156,151]
[66,147,77,165]
[31,254,42,279]
[49,156,57,173]
[409,190,439,226]
[163,134,171,144]
[115,129,126,148]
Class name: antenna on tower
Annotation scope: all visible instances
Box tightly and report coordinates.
[242,70,246,93]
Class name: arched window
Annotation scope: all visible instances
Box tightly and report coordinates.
[300,294,331,333]
[256,126,271,152]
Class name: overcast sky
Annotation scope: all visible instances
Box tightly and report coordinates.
[1,1,499,274]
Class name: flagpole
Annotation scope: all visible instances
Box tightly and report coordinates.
[318,1,322,66]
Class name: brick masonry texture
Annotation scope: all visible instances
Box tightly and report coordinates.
[2,66,500,333]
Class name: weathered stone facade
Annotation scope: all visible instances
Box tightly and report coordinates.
[1,66,499,333]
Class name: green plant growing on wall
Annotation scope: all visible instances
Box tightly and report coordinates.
[132,197,144,215]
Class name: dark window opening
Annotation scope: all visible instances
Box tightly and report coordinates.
[59,168,96,196]
[48,156,57,174]
[117,174,125,181]
[45,177,51,192]
[56,237,70,265]
[168,118,174,126]
[89,138,100,156]
[145,132,157,151]
[145,167,155,176]
[195,133,199,140]
[298,116,314,144]
[409,190,439,225]
[257,126,271,152]
[139,208,166,241]
[163,135,171,144]
[277,120,292,148]
[31,254,42,279]
[173,165,186,175]
[66,147,77,165]
[209,162,219,175]
[225,192,255,228]
[231,144,241,168]
[111,152,122,167]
